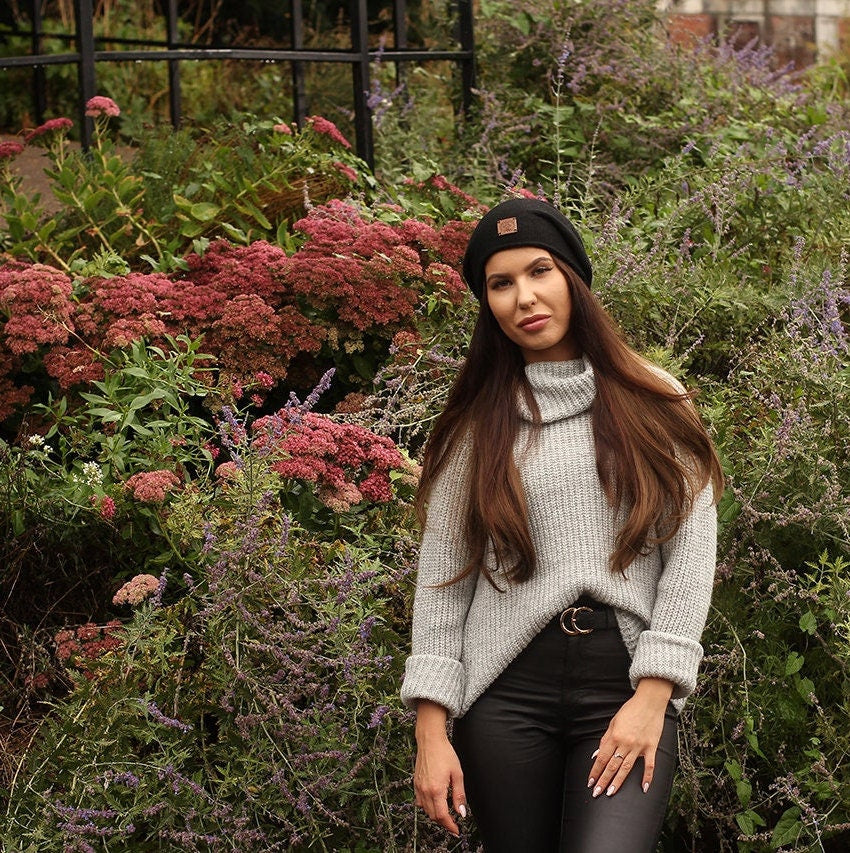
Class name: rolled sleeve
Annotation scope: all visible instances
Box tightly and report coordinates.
[400,655,466,717]
[629,481,718,700]
[400,440,477,718]
[629,630,703,700]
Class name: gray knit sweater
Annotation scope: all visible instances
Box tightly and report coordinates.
[400,356,717,718]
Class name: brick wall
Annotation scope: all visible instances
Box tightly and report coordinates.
[661,0,850,65]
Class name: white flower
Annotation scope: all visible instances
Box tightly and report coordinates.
[80,461,104,487]
[27,434,45,447]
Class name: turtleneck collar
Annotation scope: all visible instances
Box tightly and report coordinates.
[519,355,596,423]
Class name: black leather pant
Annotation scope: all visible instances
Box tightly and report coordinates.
[452,606,678,853]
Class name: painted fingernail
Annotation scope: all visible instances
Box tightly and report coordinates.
[606,785,616,797]
[459,804,467,818]
[592,785,602,798]
[643,782,650,793]
[591,748,599,758]
[587,777,595,789]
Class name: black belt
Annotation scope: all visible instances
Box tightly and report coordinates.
[558,598,618,636]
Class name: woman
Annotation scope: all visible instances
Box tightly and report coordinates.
[400,198,723,852]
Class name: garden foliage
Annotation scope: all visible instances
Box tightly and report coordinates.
[1,1,849,851]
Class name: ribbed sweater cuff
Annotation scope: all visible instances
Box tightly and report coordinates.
[400,654,465,718]
[629,630,704,701]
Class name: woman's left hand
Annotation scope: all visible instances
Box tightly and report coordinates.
[586,677,674,798]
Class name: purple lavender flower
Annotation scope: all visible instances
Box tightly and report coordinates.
[368,705,389,728]
[151,570,167,607]
[145,700,193,732]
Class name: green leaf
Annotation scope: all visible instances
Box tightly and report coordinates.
[190,202,221,222]
[122,366,155,379]
[79,391,109,405]
[724,759,742,781]
[798,611,817,635]
[37,219,57,239]
[219,222,248,242]
[736,779,752,807]
[179,220,205,238]
[82,188,109,213]
[735,810,753,835]
[796,676,815,702]
[87,408,122,422]
[735,809,766,835]
[785,652,804,676]
[128,389,168,411]
[233,199,272,229]
[350,353,375,381]
[770,806,801,847]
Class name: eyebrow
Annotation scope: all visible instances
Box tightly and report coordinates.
[485,255,553,286]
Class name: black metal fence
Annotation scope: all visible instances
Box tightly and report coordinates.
[0,1,476,168]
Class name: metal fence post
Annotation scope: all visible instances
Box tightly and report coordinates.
[291,0,307,127]
[166,0,182,129]
[393,0,408,91]
[30,0,46,125]
[74,0,96,148]
[350,0,374,169]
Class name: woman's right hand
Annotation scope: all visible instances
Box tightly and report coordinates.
[414,700,467,837]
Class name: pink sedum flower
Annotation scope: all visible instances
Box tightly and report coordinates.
[254,371,275,389]
[113,574,159,606]
[215,461,241,480]
[124,470,181,503]
[85,96,121,117]
[307,115,351,149]
[333,161,358,182]
[76,623,100,642]
[55,638,80,661]
[272,122,293,134]
[100,496,116,519]
[24,117,73,142]
[255,410,410,509]
[0,263,75,355]
[319,481,363,512]
[0,140,25,160]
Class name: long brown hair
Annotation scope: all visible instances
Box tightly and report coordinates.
[416,259,724,586]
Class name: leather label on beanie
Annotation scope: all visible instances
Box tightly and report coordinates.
[497,217,518,235]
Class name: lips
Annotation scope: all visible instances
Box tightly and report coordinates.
[518,314,550,332]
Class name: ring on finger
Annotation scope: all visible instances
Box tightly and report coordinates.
[613,752,624,759]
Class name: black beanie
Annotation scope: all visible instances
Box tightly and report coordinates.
[462,198,592,300]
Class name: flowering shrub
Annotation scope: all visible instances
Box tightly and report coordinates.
[124,470,182,504]
[285,200,466,336]
[0,196,472,425]
[0,105,370,270]
[2,415,440,851]
[255,409,413,510]
[54,620,124,681]
[112,574,160,606]
[0,263,75,355]
[0,97,481,426]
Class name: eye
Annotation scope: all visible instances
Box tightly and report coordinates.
[532,264,553,276]
[488,278,511,290]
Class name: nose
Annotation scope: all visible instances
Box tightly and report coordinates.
[516,277,537,308]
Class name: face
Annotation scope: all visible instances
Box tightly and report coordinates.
[484,247,580,363]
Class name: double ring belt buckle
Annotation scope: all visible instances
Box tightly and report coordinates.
[560,605,594,636]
